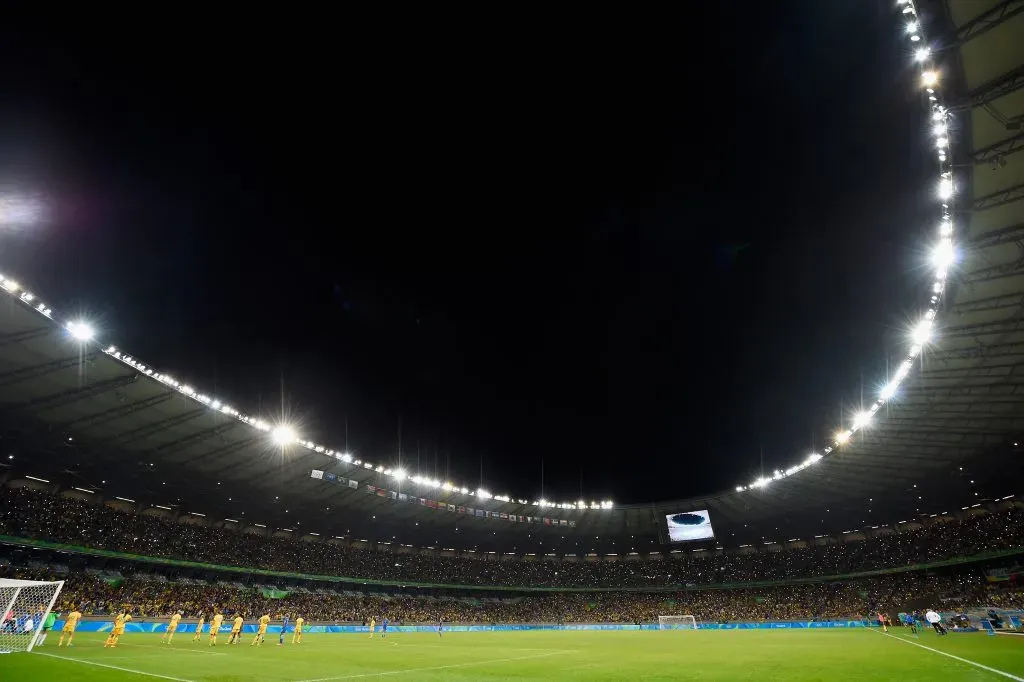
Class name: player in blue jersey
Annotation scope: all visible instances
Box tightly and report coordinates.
[437,617,443,637]
[278,615,290,646]
[902,612,917,635]
[380,617,388,639]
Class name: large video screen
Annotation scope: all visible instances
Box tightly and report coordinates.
[665,509,715,543]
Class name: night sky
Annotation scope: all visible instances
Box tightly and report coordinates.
[0,2,935,504]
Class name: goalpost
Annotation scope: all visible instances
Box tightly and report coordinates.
[658,615,699,630]
[0,578,65,653]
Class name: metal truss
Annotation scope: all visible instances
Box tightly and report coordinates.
[3,375,138,414]
[974,132,1024,166]
[973,182,1024,211]
[144,421,238,457]
[931,340,1024,360]
[103,408,208,446]
[920,361,1024,379]
[940,317,1024,339]
[0,352,102,388]
[949,292,1024,314]
[58,393,175,431]
[961,257,1024,284]
[952,0,1024,46]
[969,223,1024,250]
[954,65,1024,111]
[0,327,53,348]
[184,436,263,471]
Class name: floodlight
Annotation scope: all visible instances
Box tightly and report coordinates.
[393,468,407,481]
[921,70,938,87]
[270,425,296,446]
[931,238,954,268]
[835,430,851,444]
[852,411,872,429]
[806,453,823,464]
[911,318,933,346]
[938,178,953,200]
[66,321,95,342]
[914,48,930,63]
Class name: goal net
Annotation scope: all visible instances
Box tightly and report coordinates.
[0,578,64,653]
[658,615,699,630]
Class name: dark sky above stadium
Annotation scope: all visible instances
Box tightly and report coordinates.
[0,2,932,504]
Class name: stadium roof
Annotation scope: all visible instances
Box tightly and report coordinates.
[0,0,1021,555]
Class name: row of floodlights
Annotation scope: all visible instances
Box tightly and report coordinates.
[735,0,957,493]
[0,272,613,511]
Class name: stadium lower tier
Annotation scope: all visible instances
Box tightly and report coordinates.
[2,564,1022,624]
[2,487,1022,589]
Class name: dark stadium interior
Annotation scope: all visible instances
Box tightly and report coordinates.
[0,2,1023,678]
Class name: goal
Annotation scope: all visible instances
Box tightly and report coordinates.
[0,578,65,653]
[658,615,699,630]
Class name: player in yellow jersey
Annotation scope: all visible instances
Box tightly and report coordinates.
[368,617,375,638]
[162,611,183,644]
[209,612,224,646]
[250,613,270,646]
[58,608,82,647]
[104,611,132,648]
[229,614,244,644]
[193,612,206,642]
[292,615,304,644]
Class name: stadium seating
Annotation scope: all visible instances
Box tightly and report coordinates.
[1,487,1021,589]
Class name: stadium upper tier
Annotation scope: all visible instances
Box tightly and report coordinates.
[1,0,1024,547]
[1,487,1021,590]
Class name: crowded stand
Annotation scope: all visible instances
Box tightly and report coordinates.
[1,488,1021,589]
[1,565,1020,625]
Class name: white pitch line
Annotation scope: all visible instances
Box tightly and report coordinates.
[875,630,1024,681]
[292,650,572,681]
[33,652,198,682]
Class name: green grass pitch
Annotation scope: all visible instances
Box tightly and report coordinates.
[3,630,1023,680]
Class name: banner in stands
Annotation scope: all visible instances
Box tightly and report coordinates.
[62,620,875,634]
[310,470,576,528]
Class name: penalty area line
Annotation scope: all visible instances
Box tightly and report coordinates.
[874,630,1024,681]
[292,650,573,681]
[33,652,197,682]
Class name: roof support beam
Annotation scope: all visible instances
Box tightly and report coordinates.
[144,422,239,457]
[949,292,1024,314]
[951,0,1024,46]
[940,317,1024,339]
[0,352,102,388]
[962,257,1024,284]
[968,223,1024,250]
[0,327,53,348]
[184,436,264,470]
[973,182,1024,212]
[102,408,207,447]
[3,375,137,414]
[59,393,175,431]
[953,65,1024,111]
[931,340,1024,360]
[974,132,1024,166]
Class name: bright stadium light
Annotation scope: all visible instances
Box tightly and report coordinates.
[921,70,938,87]
[931,238,955,268]
[66,321,95,342]
[938,177,953,199]
[393,468,407,481]
[914,47,930,63]
[911,318,934,345]
[806,453,823,464]
[852,411,872,430]
[270,425,296,447]
[835,430,852,444]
